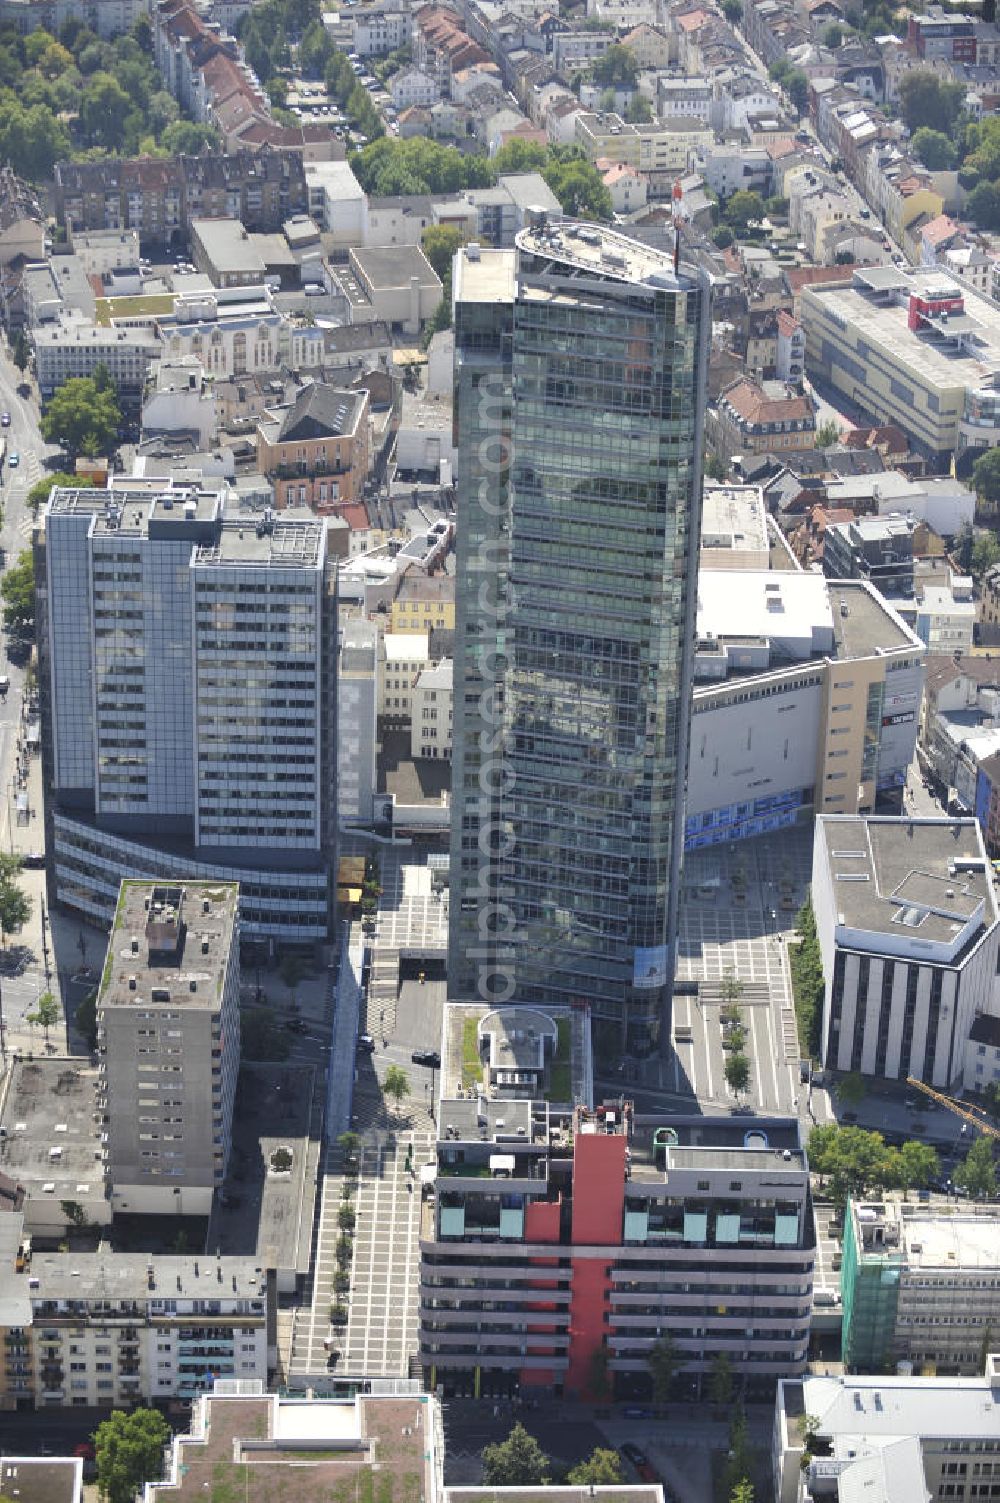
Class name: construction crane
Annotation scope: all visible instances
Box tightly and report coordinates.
[905,1076,1000,1141]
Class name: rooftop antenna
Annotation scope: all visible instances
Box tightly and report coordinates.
[672,179,683,275]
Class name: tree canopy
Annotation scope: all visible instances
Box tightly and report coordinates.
[40,369,121,459]
[973,450,1000,506]
[955,1135,997,1198]
[482,1425,549,1487]
[898,71,965,138]
[590,43,638,88]
[351,138,612,221]
[1,549,34,632]
[0,854,31,944]
[567,1450,623,1486]
[807,1123,938,1203]
[911,126,957,171]
[95,1408,171,1503]
[27,471,91,514]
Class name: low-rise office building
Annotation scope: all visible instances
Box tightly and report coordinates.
[419,1002,814,1399]
[0,1212,268,1411]
[686,575,925,849]
[190,218,267,288]
[98,881,240,1218]
[33,316,159,407]
[812,815,1000,1086]
[699,484,770,571]
[774,1361,1000,1503]
[801,266,1000,466]
[841,1198,1000,1376]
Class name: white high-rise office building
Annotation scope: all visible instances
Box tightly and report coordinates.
[39,481,337,944]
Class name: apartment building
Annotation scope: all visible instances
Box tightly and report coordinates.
[379,632,431,722]
[687,575,925,850]
[800,267,1000,466]
[812,816,1000,1086]
[0,1214,266,1412]
[352,0,413,56]
[573,111,713,171]
[33,318,160,408]
[98,881,239,1218]
[38,480,336,943]
[411,658,452,760]
[420,1003,814,1399]
[822,514,917,598]
[841,1198,1000,1376]
[389,570,455,633]
[774,1361,1000,1503]
[257,382,370,512]
[709,378,817,462]
[53,150,308,247]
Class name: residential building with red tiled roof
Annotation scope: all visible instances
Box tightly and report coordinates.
[709,376,817,461]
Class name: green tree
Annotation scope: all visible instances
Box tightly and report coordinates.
[969,182,1000,230]
[567,1449,622,1486]
[28,990,60,1045]
[898,71,965,136]
[822,21,843,45]
[769,59,808,112]
[75,987,98,1051]
[724,189,765,231]
[722,0,742,20]
[541,147,612,219]
[590,43,638,88]
[40,372,121,459]
[28,471,91,515]
[721,968,744,1003]
[383,1064,410,1116]
[955,1135,997,1198]
[160,119,220,155]
[647,1332,679,1405]
[897,1139,939,1196]
[79,70,132,149]
[0,877,31,945]
[95,1408,171,1503]
[625,92,652,123]
[911,126,957,171]
[493,138,548,176]
[722,1408,752,1501]
[708,1350,735,1407]
[706,452,727,481]
[790,898,824,1056]
[422,223,464,282]
[730,1482,755,1503]
[482,1424,549,1486]
[973,450,1000,506]
[60,1198,87,1226]
[725,1051,751,1097]
[807,1124,907,1204]
[815,419,840,448]
[337,1130,360,1165]
[11,328,30,373]
[241,1007,290,1061]
[836,1071,866,1109]
[1,549,34,632]
[955,521,974,571]
[971,530,1000,577]
[713,225,735,249]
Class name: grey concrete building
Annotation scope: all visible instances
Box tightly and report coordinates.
[38,479,337,945]
[98,881,240,1218]
[813,816,1000,1086]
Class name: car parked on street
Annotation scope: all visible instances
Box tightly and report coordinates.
[411,1049,440,1068]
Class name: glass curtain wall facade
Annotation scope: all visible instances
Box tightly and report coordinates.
[449,221,710,1054]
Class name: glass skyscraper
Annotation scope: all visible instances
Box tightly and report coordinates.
[449,217,710,1054]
